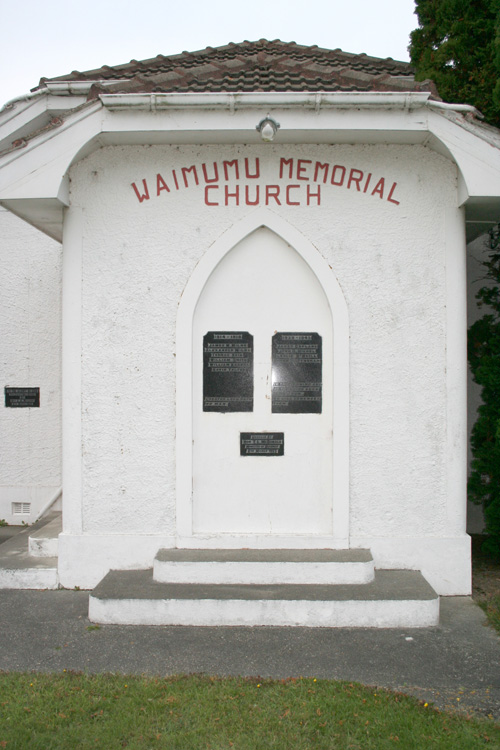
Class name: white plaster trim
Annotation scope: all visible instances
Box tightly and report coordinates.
[61,206,83,535]
[176,208,349,546]
[445,207,468,535]
[34,486,62,521]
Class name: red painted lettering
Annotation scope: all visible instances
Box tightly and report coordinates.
[205,186,219,206]
[182,165,199,188]
[297,159,311,181]
[371,177,385,199]
[202,162,219,183]
[307,185,321,205]
[172,170,179,190]
[314,162,329,183]
[245,185,260,205]
[223,160,239,180]
[266,185,281,205]
[387,182,400,205]
[279,158,294,179]
[363,173,372,193]
[156,174,170,196]
[244,158,260,179]
[347,168,364,191]
[286,185,300,205]
[131,179,150,202]
[225,185,240,205]
[331,165,346,186]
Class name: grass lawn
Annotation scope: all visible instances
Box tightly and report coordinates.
[0,673,499,749]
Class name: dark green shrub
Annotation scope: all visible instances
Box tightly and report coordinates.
[468,223,500,557]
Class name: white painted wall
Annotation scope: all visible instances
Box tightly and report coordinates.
[56,142,469,593]
[0,207,61,524]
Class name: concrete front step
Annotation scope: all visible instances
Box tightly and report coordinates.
[154,548,374,585]
[0,514,59,589]
[28,512,62,558]
[89,568,439,628]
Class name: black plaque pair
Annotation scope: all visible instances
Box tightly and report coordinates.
[203,330,322,414]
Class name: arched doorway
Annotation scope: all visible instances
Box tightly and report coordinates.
[176,210,349,546]
[192,227,333,534]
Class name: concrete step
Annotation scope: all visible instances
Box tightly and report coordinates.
[154,548,374,585]
[29,512,62,557]
[0,513,59,589]
[89,568,439,628]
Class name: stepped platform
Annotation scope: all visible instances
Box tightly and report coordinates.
[89,565,439,628]
[154,548,374,585]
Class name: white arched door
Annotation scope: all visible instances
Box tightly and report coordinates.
[192,227,333,535]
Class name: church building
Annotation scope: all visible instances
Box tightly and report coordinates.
[1,41,499,626]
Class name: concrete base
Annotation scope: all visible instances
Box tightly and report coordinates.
[57,533,472,594]
[154,548,374,585]
[0,514,59,589]
[89,568,439,628]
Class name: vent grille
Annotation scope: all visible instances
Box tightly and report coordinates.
[12,502,31,515]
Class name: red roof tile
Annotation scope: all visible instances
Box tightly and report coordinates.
[38,39,439,98]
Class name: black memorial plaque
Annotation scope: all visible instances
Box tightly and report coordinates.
[5,387,40,408]
[203,331,253,412]
[240,432,284,456]
[272,332,322,414]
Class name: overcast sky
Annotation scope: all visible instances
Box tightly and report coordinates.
[1,0,418,107]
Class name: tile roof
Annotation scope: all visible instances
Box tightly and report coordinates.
[38,39,440,98]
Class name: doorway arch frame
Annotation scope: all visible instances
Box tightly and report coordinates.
[176,208,350,547]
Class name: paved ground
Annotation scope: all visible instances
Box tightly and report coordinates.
[0,525,24,543]
[1,587,499,721]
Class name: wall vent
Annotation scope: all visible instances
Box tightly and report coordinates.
[12,502,31,515]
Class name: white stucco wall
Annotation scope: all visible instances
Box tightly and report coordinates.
[57,142,469,591]
[0,207,62,524]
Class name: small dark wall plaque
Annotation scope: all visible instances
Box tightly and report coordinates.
[5,387,40,408]
[241,432,284,456]
[272,332,322,414]
[203,331,253,412]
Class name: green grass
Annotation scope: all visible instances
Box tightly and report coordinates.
[0,673,498,749]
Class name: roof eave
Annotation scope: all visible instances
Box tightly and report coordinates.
[0,91,498,242]
[100,90,435,111]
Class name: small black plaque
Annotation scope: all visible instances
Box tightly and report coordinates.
[272,332,322,414]
[5,387,40,408]
[240,432,284,456]
[203,331,253,412]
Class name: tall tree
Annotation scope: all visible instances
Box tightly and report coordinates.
[409,0,500,128]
